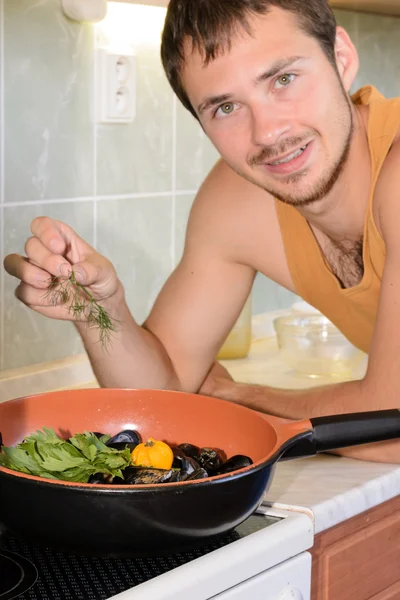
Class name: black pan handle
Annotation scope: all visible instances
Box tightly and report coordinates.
[311,409,400,452]
[280,409,400,460]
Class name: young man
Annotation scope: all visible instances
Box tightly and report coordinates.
[4,0,400,463]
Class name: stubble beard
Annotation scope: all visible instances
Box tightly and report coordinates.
[236,91,355,208]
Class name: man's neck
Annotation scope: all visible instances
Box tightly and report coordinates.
[297,104,371,243]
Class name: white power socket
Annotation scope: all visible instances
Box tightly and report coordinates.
[97,49,136,124]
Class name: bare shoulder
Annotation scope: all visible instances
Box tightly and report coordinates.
[183,159,295,290]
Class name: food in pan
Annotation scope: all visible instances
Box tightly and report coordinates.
[0,428,253,485]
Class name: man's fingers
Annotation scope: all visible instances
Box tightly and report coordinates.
[4,255,54,289]
[14,283,75,320]
[30,217,68,255]
[15,282,55,307]
[15,282,66,309]
[30,217,94,259]
[24,237,72,278]
[71,257,104,287]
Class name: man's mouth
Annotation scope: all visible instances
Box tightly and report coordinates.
[267,145,308,166]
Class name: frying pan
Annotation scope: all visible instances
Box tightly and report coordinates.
[0,388,399,556]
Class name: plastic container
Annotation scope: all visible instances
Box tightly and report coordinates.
[273,314,365,378]
[217,296,252,360]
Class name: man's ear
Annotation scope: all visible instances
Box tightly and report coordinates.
[334,26,359,92]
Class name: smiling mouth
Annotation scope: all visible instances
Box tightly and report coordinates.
[267,144,309,166]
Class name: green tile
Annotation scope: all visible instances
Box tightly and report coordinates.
[4,0,94,202]
[96,196,173,323]
[175,100,221,191]
[3,202,94,370]
[96,45,173,195]
[252,273,297,315]
[334,9,359,39]
[351,12,400,98]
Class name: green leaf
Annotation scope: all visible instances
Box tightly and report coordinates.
[0,447,39,473]
[0,427,132,483]
[99,434,111,444]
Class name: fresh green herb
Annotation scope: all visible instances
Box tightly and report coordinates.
[0,428,132,483]
[45,271,118,349]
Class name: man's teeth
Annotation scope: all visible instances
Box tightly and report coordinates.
[269,146,307,166]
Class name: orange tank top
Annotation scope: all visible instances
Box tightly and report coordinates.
[275,86,400,354]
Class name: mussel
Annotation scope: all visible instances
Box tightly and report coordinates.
[88,473,115,485]
[171,446,187,466]
[196,447,226,472]
[180,457,202,480]
[177,443,200,460]
[183,468,209,481]
[106,442,138,452]
[105,430,141,451]
[171,446,201,481]
[118,467,174,485]
[215,455,253,475]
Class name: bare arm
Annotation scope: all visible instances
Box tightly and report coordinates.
[4,161,256,392]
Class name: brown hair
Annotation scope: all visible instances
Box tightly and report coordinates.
[161,0,337,119]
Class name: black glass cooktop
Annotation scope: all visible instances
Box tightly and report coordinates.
[0,514,279,600]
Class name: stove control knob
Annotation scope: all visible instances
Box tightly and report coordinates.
[278,587,304,600]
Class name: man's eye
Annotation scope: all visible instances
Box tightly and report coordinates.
[275,74,295,89]
[216,102,236,117]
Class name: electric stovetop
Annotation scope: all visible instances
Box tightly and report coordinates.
[0,512,280,600]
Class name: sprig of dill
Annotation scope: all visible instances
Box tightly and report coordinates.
[44,271,118,349]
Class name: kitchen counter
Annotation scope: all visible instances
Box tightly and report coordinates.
[220,322,400,534]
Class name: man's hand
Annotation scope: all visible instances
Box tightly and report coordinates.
[4,217,124,322]
[199,361,235,397]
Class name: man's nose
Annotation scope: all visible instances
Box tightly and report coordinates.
[250,105,291,147]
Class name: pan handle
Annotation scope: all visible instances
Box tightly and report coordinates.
[280,409,400,460]
[311,409,400,452]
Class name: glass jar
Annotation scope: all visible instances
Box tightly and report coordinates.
[217,296,252,360]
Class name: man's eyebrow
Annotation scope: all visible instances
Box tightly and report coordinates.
[197,56,306,116]
[198,94,233,116]
[254,56,305,85]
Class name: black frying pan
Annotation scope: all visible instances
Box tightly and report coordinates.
[0,388,399,556]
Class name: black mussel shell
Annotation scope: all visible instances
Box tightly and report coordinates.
[106,430,141,447]
[0,432,3,448]
[177,456,201,481]
[169,470,181,482]
[197,447,226,472]
[172,447,200,472]
[171,446,187,467]
[88,473,115,485]
[183,468,209,481]
[215,455,253,475]
[106,441,137,452]
[116,467,174,485]
[178,443,200,460]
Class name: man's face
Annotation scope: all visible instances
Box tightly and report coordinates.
[181,8,354,207]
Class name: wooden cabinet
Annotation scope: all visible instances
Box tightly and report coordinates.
[311,495,400,600]
[331,0,400,16]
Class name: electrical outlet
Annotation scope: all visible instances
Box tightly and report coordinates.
[97,50,136,123]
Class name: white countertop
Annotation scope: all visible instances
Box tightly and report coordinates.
[221,326,400,534]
